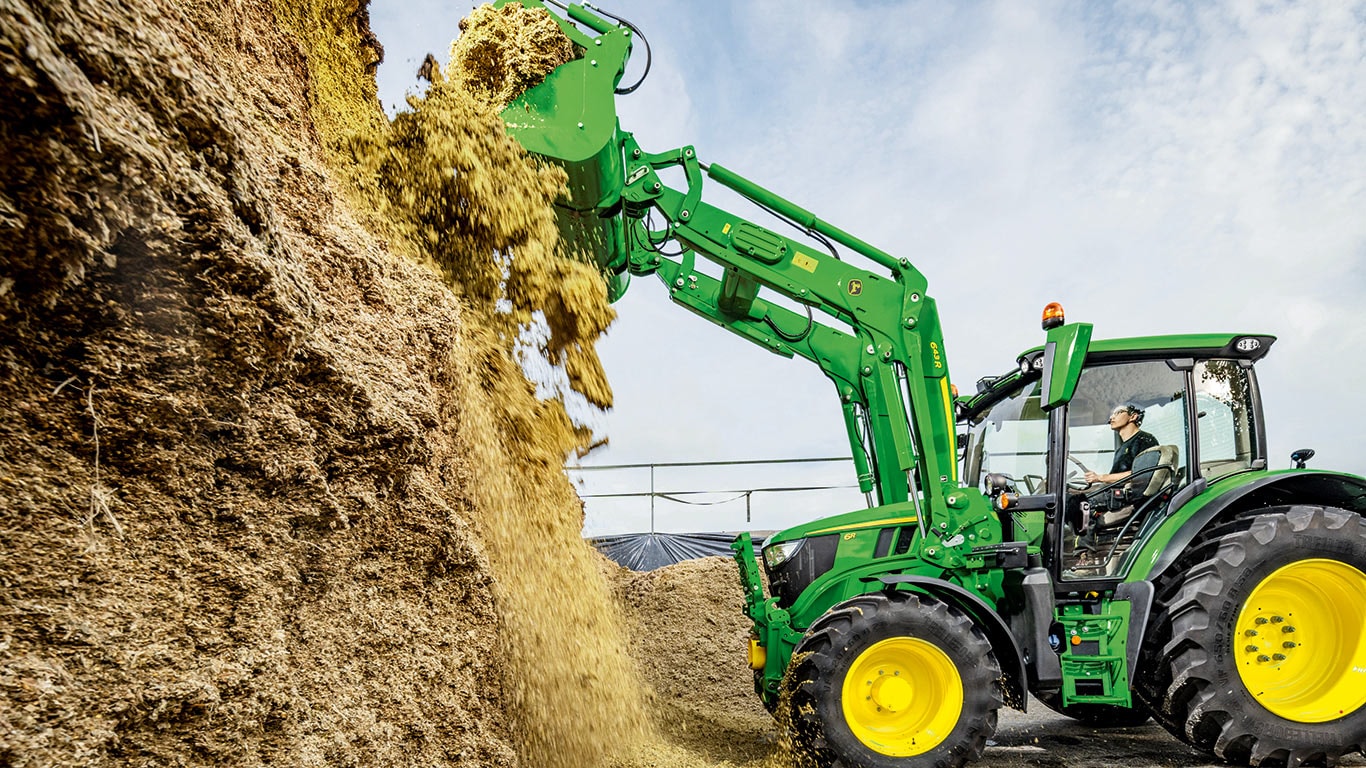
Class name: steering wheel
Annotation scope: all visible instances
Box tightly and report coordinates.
[1066,454,1092,491]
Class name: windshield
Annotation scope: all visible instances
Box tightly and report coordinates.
[963,380,1048,494]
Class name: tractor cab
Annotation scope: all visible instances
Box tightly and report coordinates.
[960,331,1275,583]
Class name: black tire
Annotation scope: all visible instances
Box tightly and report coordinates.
[1035,689,1152,727]
[785,591,1002,768]
[1140,505,1366,765]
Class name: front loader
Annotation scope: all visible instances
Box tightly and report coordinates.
[488,3,1366,766]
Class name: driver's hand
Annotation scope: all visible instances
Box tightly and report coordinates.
[1083,470,1101,484]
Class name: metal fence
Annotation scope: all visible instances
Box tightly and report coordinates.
[568,456,863,535]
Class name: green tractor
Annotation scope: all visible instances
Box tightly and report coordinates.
[490,3,1366,765]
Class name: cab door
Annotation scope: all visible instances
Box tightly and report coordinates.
[1055,359,1192,582]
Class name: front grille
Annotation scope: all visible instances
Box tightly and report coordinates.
[767,534,839,609]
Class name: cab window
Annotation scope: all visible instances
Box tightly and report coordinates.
[964,381,1048,494]
[1194,360,1260,480]
[1065,361,1189,489]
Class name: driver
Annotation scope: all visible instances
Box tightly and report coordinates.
[1086,403,1158,486]
[1065,403,1158,537]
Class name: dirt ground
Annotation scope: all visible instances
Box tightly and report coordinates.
[994,703,1366,768]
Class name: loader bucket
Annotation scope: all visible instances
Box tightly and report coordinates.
[492,0,633,300]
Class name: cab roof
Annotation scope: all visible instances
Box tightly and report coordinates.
[1020,332,1276,364]
[959,332,1276,424]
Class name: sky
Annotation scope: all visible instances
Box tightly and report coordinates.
[369,0,1366,536]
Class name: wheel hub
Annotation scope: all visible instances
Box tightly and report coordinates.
[870,674,913,712]
[1238,612,1298,666]
[841,636,964,757]
[1234,558,1366,722]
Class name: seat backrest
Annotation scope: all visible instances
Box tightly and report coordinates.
[1131,445,1178,497]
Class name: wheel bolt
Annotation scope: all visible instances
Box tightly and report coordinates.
[1245,645,1260,653]
[1257,655,1271,663]
[1282,626,1296,633]
[1273,653,1287,661]
[1245,629,1258,637]
[1283,641,1297,649]
[1270,615,1284,624]
[1255,617,1269,625]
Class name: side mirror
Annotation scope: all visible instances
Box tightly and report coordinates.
[985,473,1016,496]
[1290,448,1315,469]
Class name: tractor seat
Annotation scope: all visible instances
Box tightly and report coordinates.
[1071,445,1179,576]
[1090,444,1179,530]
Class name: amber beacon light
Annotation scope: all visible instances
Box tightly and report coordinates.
[1041,302,1066,330]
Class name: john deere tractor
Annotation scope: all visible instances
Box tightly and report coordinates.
[490,3,1366,765]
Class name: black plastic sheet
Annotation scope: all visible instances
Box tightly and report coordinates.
[589,531,765,572]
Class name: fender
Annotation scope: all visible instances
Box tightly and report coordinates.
[874,574,1028,711]
[1133,469,1366,583]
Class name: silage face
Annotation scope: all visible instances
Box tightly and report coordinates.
[338,5,647,766]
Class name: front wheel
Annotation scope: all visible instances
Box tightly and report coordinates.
[1144,505,1366,765]
[786,591,1001,768]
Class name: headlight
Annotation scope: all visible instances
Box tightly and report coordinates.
[764,539,806,569]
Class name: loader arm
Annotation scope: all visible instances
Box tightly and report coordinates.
[614,136,960,512]
[494,0,960,517]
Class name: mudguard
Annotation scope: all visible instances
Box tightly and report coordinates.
[1131,469,1366,583]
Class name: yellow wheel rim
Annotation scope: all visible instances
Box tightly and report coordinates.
[1234,558,1366,722]
[841,637,963,756]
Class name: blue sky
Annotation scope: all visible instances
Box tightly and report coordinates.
[370,1,1366,535]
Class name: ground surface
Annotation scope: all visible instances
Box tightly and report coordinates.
[988,703,1362,768]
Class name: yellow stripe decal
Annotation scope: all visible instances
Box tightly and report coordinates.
[808,515,919,536]
[940,377,958,482]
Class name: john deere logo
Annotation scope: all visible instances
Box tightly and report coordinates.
[848,279,863,296]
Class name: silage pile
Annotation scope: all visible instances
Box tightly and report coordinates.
[605,557,777,766]
[1,0,525,762]
[0,0,770,766]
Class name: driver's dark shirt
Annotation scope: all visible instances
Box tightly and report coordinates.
[1112,430,1159,474]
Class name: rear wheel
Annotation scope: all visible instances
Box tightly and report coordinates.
[786,591,1001,768]
[1143,506,1366,765]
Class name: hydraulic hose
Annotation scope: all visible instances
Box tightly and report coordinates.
[582,3,652,94]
